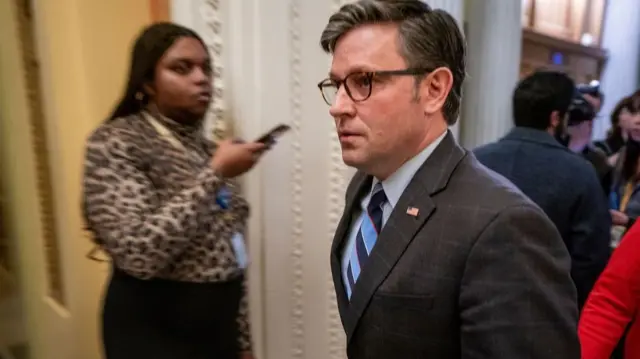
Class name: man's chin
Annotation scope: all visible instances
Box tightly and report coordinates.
[341,151,366,169]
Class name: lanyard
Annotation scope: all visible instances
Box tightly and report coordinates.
[143,111,188,152]
[142,111,205,165]
[620,180,636,212]
[143,111,236,210]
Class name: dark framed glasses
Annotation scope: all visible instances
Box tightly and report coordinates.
[317,68,434,106]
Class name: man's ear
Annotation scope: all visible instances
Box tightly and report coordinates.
[549,110,562,128]
[421,67,453,116]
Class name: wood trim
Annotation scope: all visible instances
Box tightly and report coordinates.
[523,27,608,61]
[530,0,537,28]
[598,0,610,47]
[565,0,573,39]
[149,0,170,22]
[581,0,593,40]
[12,0,66,305]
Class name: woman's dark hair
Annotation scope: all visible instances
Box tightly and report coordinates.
[606,97,638,151]
[108,22,207,121]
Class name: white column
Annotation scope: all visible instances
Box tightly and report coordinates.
[460,0,522,149]
[427,0,465,139]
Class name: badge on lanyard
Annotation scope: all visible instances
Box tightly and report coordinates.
[216,186,247,268]
[216,186,231,209]
[231,232,248,269]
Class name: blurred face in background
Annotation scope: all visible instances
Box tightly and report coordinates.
[621,108,640,141]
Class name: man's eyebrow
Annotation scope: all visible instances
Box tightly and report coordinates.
[328,66,377,80]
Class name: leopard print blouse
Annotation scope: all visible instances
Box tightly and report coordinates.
[82,111,251,351]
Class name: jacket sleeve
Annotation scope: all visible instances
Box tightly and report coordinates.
[568,169,612,309]
[460,204,581,359]
[82,127,224,279]
[578,223,640,359]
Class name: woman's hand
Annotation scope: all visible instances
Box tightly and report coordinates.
[610,209,629,226]
[211,139,266,178]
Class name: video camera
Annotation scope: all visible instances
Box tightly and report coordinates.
[576,80,603,100]
[567,92,596,126]
[566,87,597,126]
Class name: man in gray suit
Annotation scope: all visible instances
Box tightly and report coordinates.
[317,1,580,358]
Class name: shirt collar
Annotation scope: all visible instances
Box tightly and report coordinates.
[371,130,447,208]
[503,127,565,150]
[144,107,203,140]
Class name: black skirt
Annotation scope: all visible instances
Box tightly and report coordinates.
[102,267,243,359]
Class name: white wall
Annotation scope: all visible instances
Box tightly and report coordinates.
[593,0,640,140]
[172,1,349,358]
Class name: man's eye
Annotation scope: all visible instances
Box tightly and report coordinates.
[352,75,371,87]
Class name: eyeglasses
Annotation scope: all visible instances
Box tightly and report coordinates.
[317,68,434,106]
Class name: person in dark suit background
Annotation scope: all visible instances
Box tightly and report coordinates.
[474,71,612,310]
[564,89,613,195]
[318,1,580,358]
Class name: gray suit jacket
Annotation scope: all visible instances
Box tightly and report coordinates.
[331,132,580,358]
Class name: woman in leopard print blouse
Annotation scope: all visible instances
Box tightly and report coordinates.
[82,23,265,359]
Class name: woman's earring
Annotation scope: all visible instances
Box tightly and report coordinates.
[135,91,144,101]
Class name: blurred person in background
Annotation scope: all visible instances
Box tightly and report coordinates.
[595,96,640,164]
[475,71,611,311]
[609,109,640,233]
[82,23,264,359]
[562,89,612,194]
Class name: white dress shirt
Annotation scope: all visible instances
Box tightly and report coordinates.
[341,131,447,297]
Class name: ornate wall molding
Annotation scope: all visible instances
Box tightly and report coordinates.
[327,92,348,359]
[289,1,305,358]
[326,1,349,356]
[13,0,65,306]
[198,0,227,142]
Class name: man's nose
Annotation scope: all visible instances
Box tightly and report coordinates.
[329,86,355,118]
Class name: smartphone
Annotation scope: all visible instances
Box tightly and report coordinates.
[255,124,291,145]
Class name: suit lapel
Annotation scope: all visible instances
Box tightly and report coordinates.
[330,172,371,322]
[343,131,467,342]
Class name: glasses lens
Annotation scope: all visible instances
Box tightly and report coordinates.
[345,73,372,102]
[320,84,338,105]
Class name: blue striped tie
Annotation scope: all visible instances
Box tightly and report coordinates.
[346,183,387,299]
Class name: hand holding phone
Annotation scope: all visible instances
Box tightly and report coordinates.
[255,124,291,148]
[211,139,266,178]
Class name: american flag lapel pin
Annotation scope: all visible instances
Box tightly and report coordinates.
[406,206,419,217]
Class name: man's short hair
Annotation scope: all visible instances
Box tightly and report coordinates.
[512,71,576,130]
[319,0,466,125]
